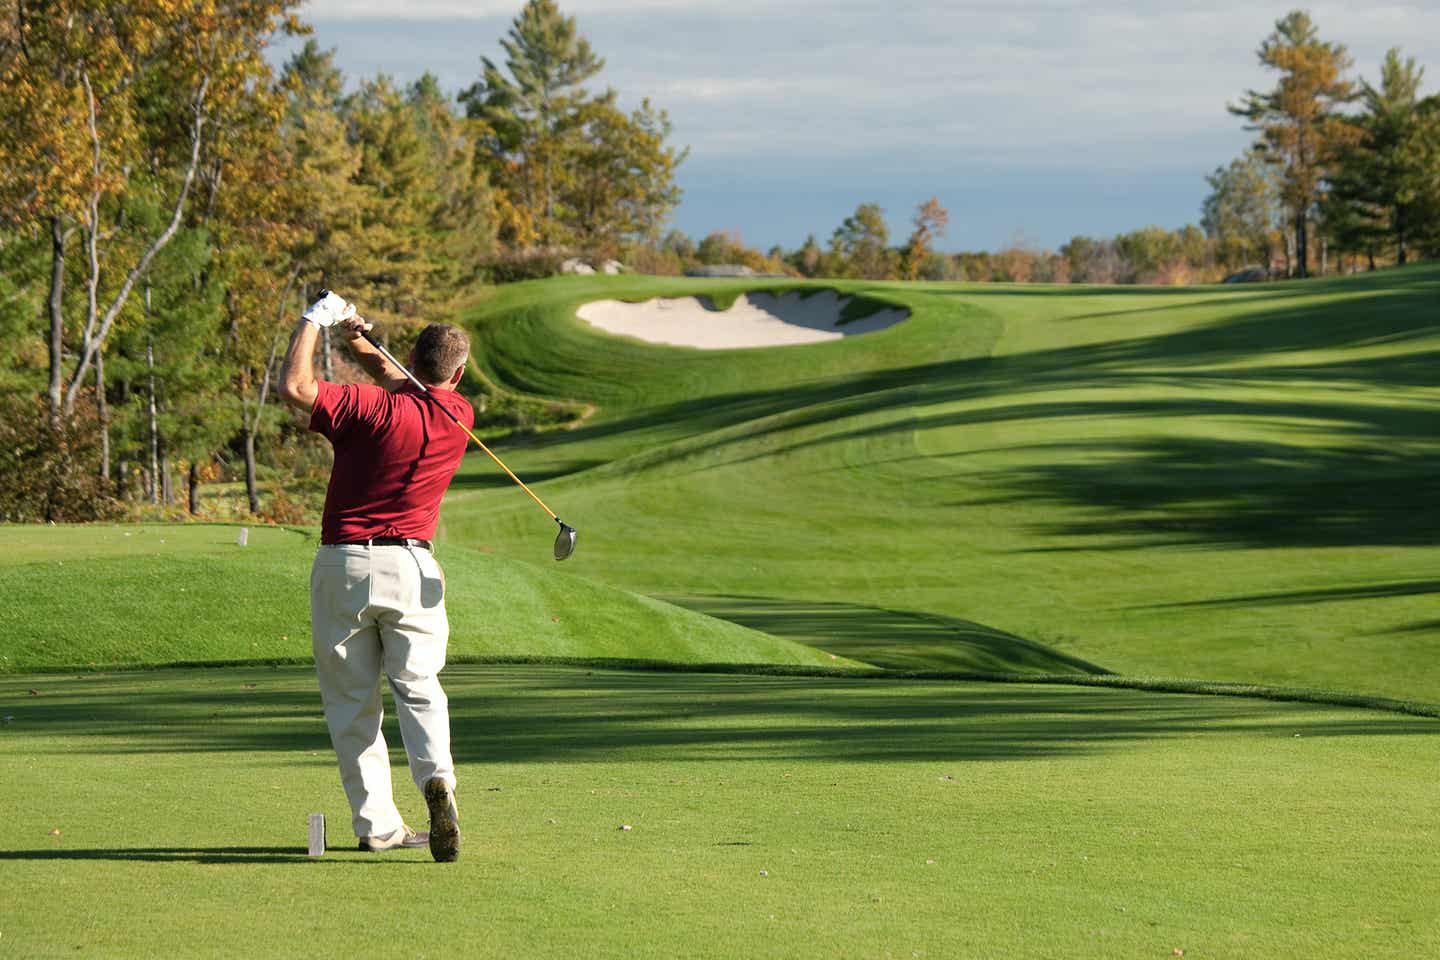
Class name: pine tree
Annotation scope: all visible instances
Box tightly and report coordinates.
[1325,49,1434,266]
[461,0,682,250]
[279,42,365,292]
[1404,103,1440,258]
[346,75,438,328]
[460,0,603,246]
[1230,10,1357,278]
[408,73,496,288]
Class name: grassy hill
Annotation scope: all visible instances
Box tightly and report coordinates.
[447,266,1440,702]
[0,524,847,672]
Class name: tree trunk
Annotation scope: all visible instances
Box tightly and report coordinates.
[62,73,212,418]
[321,325,334,382]
[96,346,110,482]
[1397,205,1408,266]
[147,336,160,505]
[1319,236,1327,277]
[47,217,66,427]
[187,460,201,515]
[1294,210,1308,279]
[243,427,261,514]
[161,451,172,506]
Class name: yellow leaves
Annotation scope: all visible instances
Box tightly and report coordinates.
[0,0,296,229]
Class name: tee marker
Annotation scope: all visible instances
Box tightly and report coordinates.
[307,813,326,857]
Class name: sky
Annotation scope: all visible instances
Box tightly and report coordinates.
[283,1,1440,252]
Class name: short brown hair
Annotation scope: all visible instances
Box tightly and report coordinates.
[413,323,469,385]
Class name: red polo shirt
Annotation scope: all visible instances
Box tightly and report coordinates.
[308,379,474,544]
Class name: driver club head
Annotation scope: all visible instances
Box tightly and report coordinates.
[553,520,577,561]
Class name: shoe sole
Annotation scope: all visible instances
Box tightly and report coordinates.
[358,831,428,852]
[424,778,460,863]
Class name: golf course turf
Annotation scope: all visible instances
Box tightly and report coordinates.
[3,267,1438,956]
[2,665,1436,958]
[453,265,1440,702]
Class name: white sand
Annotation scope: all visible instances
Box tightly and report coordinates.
[575,290,909,349]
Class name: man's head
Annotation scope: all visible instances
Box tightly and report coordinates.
[410,323,469,389]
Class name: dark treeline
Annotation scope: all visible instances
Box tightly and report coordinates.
[0,0,683,522]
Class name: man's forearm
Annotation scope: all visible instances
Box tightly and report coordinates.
[346,334,406,387]
[278,317,320,411]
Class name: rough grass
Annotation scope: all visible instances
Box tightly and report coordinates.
[450,265,1440,702]
[1,664,1436,959]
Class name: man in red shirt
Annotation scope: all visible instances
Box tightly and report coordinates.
[279,290,468,863]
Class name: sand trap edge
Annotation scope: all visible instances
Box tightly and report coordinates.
[575,289,910,350]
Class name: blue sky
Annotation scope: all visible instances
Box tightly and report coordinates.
[284,1,1440,252]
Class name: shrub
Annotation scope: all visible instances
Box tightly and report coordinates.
[0,393,123,522]
[480,249,572,284]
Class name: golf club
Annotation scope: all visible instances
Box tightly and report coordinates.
[355,326,577,561]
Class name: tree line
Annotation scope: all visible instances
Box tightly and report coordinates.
[0,0,683,522]
[646,9,1438,285]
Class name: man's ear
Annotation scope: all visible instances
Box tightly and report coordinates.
[448,363,465,388]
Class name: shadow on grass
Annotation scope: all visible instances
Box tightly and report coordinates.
[658,594,1109,674]
[0,846,316,864]
[3,666,1434,767]
[1138,578,1440,609]
[450,461,606,492]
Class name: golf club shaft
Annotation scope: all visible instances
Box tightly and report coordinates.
[359,331,561,522]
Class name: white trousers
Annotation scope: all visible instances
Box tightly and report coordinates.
[310,544,456,838]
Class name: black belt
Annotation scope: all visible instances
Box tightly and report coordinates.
[329,537,432,551]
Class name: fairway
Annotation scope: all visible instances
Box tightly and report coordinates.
[450,266,1440,703]
[4,269,1439,957]
[2,665,1436,958]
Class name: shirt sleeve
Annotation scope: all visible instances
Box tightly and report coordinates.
[308,381,392,440]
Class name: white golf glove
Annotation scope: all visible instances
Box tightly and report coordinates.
[302,290,357,328]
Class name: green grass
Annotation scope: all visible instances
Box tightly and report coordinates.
[0,524,848,672]
[5,268,1440,955]
[1,665,1435,958]
[448,266,1440,703]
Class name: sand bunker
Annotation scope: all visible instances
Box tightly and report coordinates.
[576,290,909,349]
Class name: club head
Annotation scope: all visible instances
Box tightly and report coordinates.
[554,521,577,561]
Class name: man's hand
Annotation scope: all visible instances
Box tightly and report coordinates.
[303,290,356,328]
[335,314,375,342]
[340,315,409,392]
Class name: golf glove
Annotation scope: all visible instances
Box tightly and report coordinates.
[303,290,356,328]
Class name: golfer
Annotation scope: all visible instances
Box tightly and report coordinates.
[279,290,467,863]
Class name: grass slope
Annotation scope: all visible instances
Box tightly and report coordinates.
[1,665,1435,958]
[448,266,1440,702]
[0,524,846,672]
